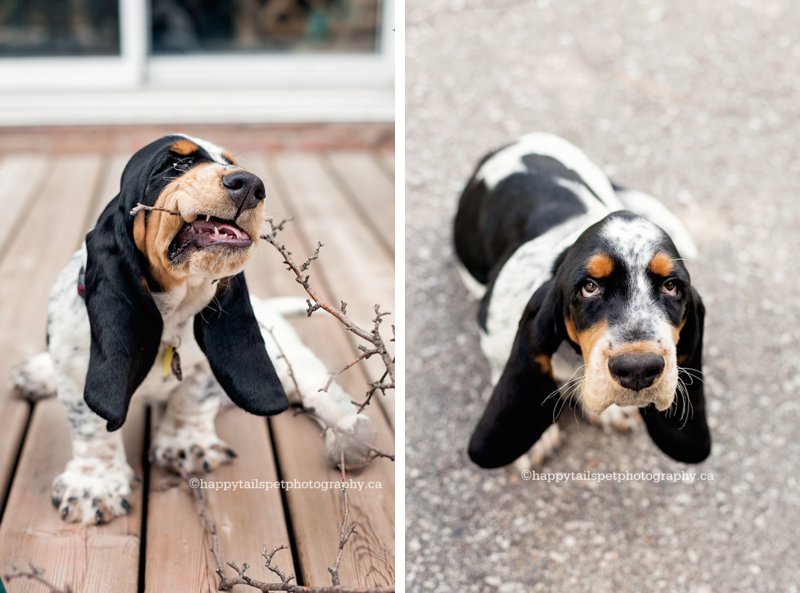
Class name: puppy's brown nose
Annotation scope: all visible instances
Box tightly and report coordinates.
[608,353,664,391]
[222,171,266,213]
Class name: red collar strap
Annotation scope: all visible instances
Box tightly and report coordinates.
[77,265,86,298]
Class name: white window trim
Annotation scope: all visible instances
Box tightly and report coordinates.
[0,0,393,124]
[148,0,394,88]
[0,0,146,90]
[0,87,394,125]
[0,0,392,91]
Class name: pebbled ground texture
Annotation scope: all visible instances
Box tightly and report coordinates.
[405,1,800,591]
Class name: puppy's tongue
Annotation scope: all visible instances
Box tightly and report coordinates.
[175,219,252,249]
[191,220,250,245]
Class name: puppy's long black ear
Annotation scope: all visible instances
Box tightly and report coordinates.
[84,198,164,431]
[194,273,289,416]
[468,280,565,468]
[640,287,711,463]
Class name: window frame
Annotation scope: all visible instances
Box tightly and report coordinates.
[0,0,393,91]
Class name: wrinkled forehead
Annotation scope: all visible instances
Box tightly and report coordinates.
[589,214,686,279]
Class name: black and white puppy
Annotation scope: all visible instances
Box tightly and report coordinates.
[14,135,374,523]
[455,133,710,470]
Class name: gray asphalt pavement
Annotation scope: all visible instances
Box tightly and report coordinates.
[405,1,800,591]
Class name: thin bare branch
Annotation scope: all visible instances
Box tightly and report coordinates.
[130,202,181,217]
[4,564,73,593]
[355,370,392,414]
[260,219,395,387]
[224,557,392,593]
[177,459,392,592]
[329,449,357,587]
[175,465,228,582]
[262,324,301,395]
[320,349,379,393]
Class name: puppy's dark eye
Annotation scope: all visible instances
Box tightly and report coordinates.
[580,279,602,298]
[172,157,194,172]
[661,279,679,297]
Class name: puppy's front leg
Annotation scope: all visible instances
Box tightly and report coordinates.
[53,383,134,524]
[150,368,235,474]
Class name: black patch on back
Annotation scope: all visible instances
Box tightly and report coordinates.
[522,154,604,203]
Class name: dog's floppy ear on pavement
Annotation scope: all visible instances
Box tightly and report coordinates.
[468,279,566,468]
[640,286,711,463]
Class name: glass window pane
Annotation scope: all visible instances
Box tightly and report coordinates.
[151,0,381,55]
[0,0,120,57]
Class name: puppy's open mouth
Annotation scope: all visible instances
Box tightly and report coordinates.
[168,217,252,261]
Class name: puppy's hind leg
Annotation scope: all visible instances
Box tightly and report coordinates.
[252,297,377,469]
[53,381,134,524]
[150,368,235,474]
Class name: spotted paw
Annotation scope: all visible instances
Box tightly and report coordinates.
[588,404,640,433]
[52,458,134,524]
[12,352,57,401]
[323,413,376,469]
[150,429,236,474]
[514,423,562,473]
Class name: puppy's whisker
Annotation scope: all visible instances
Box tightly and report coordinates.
[678,367,705,384]
[555,364,585,396]
[541,385,563,407]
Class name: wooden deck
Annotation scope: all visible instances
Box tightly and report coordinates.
[0,126,395,592]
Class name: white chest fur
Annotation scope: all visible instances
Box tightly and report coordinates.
[135,276,218,400]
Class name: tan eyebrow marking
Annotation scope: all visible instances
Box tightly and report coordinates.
[170,139,199,155]
[586,253,614,278]
[649,251,674,276]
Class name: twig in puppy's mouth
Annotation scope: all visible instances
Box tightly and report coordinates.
[130,203,182,217]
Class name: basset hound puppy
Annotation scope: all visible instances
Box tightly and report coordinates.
[455,133,711,470]
[14,135,374,523]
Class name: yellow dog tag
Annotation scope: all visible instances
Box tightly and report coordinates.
[162,346,174,379]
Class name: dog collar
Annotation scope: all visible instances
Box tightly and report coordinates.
[77,265,86,298]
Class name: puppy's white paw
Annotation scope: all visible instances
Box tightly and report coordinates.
[588,404,640,433]
[514,423,562,473]
[150,428,236,474]
[323,413,377,469]
[52,458,134,524]
[12,352,57,401]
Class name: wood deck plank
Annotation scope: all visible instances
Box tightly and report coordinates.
[0,141,395,592]
[325,151,395,254]
[0,154,53,501]
[377,151,394,176]
[0,154,147,593]
[267,153,394,331]
[0,155,104,504]
[267,152,396,427]
[0,400,145,593]
[145,410,293,593]
[0,155,51,258]
[88,154,128,223]
[242,153,395,589]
